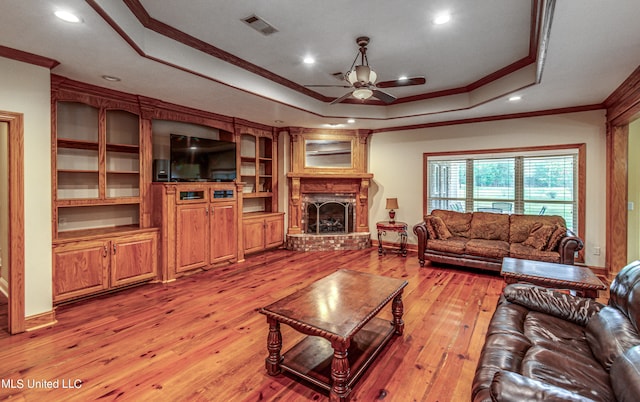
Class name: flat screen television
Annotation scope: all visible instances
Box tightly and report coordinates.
[170,134,236,182]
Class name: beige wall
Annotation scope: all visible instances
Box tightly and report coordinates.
[368,110,608,268]
[628,119,640,263]
[0,122,8,292]
[0,56,52,316]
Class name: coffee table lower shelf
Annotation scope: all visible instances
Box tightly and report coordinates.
[280,317,396,391]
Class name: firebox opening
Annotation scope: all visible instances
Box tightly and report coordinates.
[303,194,356,235]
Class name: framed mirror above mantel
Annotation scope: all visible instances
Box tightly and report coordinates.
[285,127,372,175]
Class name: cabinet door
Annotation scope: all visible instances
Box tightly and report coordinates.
[210,203,237,263]
[176,204,209,272]
[264,215,284,249]
[53,240,110,303]
[111,232,158,287]
[243,217,266,254]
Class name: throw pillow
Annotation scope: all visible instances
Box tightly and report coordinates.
[545,224,566,251]
[503,283,603,326]
[425,217,438,240]
[522,223,555,250]
[431,216,452,240]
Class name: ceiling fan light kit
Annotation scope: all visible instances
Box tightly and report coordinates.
[353,88,373,100]
[306,36,426,105]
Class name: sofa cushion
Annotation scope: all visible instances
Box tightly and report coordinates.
[430,216,452,239]
[521,345,613,401]
[509,214,567,244]
[424,217,438,240]
[490,371,598,402]
[522,223,556,250]
[524,311,594,357]
[610,345,640,402]
[431,209,472,237]
[585,306,640,370]
[545,224,566,251]
[465,239,510,259]
[509,243,561,264]
[469,212,510,241]
[425,236,467,254]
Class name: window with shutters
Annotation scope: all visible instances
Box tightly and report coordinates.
[425,145,584,234]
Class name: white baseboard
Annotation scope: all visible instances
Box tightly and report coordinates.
[0,277,8,297]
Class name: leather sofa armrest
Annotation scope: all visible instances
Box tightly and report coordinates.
[413,221,428,267]
[558,229,584,265]
[610,345,640,402]
[503,283,604,326]
[491,371,597,402]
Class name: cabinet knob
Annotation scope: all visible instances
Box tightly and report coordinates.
[103,245,108,258]
[113,244,117,255]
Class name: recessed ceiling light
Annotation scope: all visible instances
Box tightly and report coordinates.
[274,120,284,124]
[433,13,451,25]
[508,95,522,102]
[303,56,315,65]
[398,76,408,81]
[102,75,121,82]
[323,123,344,128]
[347,119,356,124]
[55,10,82,23]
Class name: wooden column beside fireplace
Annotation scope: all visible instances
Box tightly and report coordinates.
[284,128,373,251]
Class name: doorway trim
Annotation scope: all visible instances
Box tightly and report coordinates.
[0,111,25,334]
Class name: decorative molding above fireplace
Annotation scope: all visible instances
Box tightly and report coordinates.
[281,128,374,249]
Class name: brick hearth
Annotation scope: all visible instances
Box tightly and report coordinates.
[286,232,371,251]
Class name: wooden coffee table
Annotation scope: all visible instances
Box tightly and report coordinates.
[258,269,408,402]
[501,257,606,299]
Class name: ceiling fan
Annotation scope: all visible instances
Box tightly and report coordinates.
[306,36,426,105]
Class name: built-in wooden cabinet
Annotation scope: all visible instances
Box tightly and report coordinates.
[53,229,158,303]
[152,183,242,281]
[51,77,158,304]
[243,212,285,254]
[236,126,278,214]
[50,77,285,307]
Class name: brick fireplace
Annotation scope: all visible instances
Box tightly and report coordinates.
[283,128,373,251]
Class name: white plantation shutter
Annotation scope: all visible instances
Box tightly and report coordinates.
[427,149,578,232]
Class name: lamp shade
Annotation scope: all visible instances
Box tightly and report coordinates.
[385,198,399,210]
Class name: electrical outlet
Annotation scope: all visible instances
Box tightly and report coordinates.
[629,202,635,211]
[593,247,601,256]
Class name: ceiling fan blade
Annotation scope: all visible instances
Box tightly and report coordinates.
[376,76,426,88]
[372,89,396,104]
[305,84,352,88]
[330,91,354,105]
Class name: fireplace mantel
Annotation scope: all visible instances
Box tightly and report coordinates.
[283,128,373,247]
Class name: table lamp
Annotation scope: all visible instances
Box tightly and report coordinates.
[386,198,399,223]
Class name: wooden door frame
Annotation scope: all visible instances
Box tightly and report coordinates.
[0,111,25,334]
[605,65,640,276]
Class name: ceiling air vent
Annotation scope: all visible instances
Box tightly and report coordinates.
[241,14,278,36]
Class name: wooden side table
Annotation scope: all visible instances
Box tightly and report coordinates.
[376,221,408,257]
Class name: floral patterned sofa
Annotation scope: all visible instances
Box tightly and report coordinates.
[413,209,584,272]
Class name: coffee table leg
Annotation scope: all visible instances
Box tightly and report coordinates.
[392,292,405,335]
[265,317,282,375]
[330,341,351,402]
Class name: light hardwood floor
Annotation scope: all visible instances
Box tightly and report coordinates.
[0,248,505,401]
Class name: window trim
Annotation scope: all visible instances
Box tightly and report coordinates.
[423,143,586,262]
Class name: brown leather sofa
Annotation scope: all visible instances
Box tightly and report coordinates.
[413,210,584,272]
[472,260,640,401]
